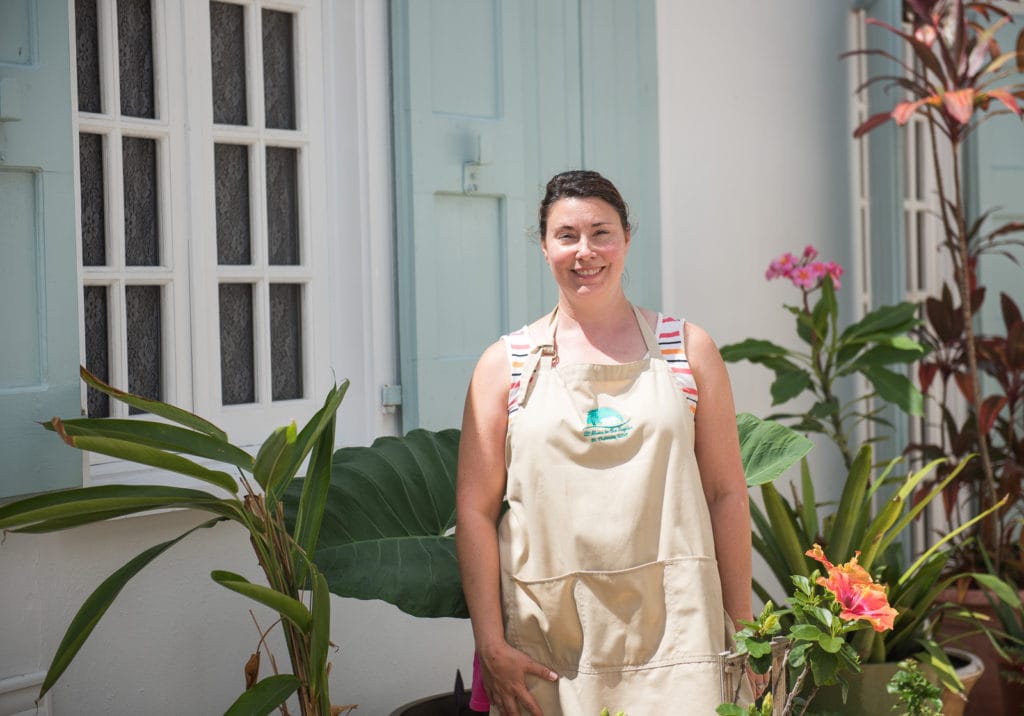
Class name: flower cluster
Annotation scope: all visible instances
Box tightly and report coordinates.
[806,544,898,632]
[719,544,898,716]
[765,245,844,290]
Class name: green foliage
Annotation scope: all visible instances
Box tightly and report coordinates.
[886,660,942,716]
[0,367,348,715]
[286,414,811,620]
[751,445,1015,677]
[721,266,925,469]
[720,571,868,716]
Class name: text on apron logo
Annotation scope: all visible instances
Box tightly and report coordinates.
[582,407,633,443]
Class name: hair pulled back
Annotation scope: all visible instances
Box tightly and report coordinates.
[538,170,631,239]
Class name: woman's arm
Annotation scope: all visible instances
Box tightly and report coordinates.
[685,322,753,631]
[456,341,557,716]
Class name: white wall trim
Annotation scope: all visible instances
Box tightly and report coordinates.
[0,673,51,716]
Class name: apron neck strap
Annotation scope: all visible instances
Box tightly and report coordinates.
[633,304,664,359]
[517,304,662,411]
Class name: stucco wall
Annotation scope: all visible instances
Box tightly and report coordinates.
[0,2,861,714]
[657,0,858,593]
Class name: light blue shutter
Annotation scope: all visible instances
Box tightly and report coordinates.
[0,1,82,498]
[392,0,661,431]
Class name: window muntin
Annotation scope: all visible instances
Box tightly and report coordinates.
[73,0,327,454]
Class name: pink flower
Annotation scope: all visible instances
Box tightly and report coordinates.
[806,544,898,632]
[790,266,817,290]
[765,250,846,292]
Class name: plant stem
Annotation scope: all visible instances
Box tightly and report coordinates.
[928,120,999,568]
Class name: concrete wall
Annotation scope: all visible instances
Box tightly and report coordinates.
[0,2,861,714]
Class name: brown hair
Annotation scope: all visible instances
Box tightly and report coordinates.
[538,170,631,239]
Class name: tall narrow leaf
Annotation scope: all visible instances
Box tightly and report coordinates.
[210,570,313,632]
[39,519,222,697]
[223,675,301,716]
[80,366,228,440]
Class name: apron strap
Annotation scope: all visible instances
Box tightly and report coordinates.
[634,304,664,360]
[517,309,558,410]
[517,305,661,409]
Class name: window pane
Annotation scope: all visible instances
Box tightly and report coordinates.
[266,146,299,265]
[83,286,110,417]
[123,136,160,266]
[219,283,255,405]
[270,283,302,401]
[125,284,162,412]
[262,9,296,130]
[80,132,107,266]
[76,0,102,113]
[210,1,247,125]
[215,143,251,264]
[118,0,155,118]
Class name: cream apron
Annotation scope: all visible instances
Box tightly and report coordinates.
[496,306,742,715]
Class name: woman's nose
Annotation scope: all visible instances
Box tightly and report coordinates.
[576,236,597,257]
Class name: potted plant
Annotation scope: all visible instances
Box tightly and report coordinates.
[717,542,899,716]
[847,3,1024,708]
[720,247,1019,711]
[0,369,351,715]
[722,246,926,470]
[281,415,814,715]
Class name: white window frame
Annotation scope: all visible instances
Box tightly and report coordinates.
[71,0,332,486]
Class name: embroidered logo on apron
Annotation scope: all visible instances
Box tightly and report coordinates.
[582,407,633,443]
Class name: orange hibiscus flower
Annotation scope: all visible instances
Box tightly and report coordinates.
[806,544,898,633]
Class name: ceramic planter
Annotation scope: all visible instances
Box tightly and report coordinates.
[809,648,983,716]
[936,587,1024,716]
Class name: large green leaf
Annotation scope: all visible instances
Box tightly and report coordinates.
[80,366,228,440]
[839,302,919,343]
[0,484,232,531]
[223,675,301,716]
[39,519,222,697]
[828,444,872,562]
[50,426,239,494]
[291,382,349,556]
[719,338,792,363]
[861,365,925,416]
[210,570,312,632]
[737,413,813,487]
[283,428,463,619]
[48,418,253,470]
[271,380,349,504]
[770,369,813,405]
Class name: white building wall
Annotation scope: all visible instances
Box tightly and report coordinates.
[658,1,857,465]
[1,2,861,714]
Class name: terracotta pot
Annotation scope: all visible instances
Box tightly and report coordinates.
[810,648,983,716]
[936,586,1024,716]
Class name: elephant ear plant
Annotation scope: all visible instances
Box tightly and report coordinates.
[0,368,350,716]
[283,414,813,621]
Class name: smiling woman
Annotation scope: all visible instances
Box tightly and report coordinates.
[456,170,755,714]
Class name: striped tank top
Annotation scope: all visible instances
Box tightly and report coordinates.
[502,313,699,416]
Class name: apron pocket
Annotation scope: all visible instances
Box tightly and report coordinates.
[507,557,726,672]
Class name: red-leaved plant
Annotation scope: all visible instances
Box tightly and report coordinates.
[848,0,1024,576]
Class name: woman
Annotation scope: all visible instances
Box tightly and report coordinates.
[456,170,756,714]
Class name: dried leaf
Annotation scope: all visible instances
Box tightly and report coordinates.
[244,651,260,690]
[330,705,358,715]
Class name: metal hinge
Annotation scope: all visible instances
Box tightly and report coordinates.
[381,384,403,413]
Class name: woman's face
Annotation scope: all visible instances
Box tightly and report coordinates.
[541,197,630,300]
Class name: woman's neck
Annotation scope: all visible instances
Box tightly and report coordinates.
[556,291,632,328]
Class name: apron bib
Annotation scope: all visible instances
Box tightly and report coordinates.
[496,306,744,714]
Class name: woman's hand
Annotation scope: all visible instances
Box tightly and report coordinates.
[480,640,558,716]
